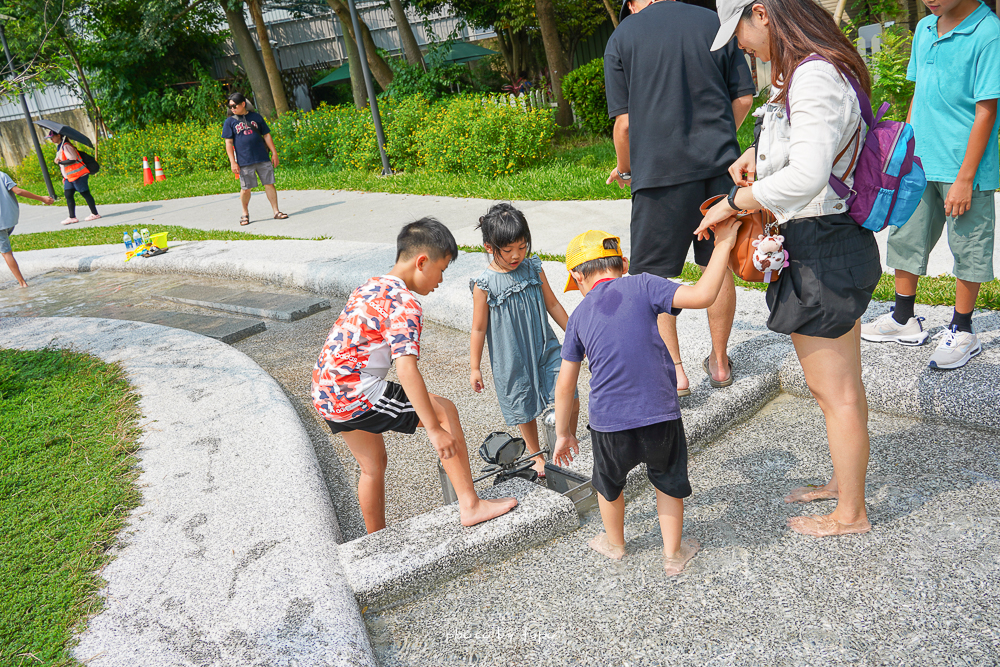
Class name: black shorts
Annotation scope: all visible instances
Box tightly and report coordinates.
[589,420,691,502]
[325,382,420,435]
[765,213,881,339]
[629,173,733,278]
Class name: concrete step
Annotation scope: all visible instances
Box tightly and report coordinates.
[87,306,266,344]
[156,284,330,321]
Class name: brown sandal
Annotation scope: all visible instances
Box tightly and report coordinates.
[273,211,288,220]
[239,215,250,226]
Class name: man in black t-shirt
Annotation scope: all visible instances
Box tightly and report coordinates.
[222,93,288,225]
[604,0,755,393]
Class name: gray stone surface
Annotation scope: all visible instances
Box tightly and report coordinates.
[157,284,330,321]
[16,188,1000,277]
[0,317,376,667]
[340,478,579,610]
[367,394,1000,666]
[91,306,266,344]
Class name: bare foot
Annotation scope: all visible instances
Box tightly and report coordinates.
[459,496,517,527]
[17,281,28,288]
[787,514,871,537]
[663,538,701,576]
[589,532,625,560]
[784,483,838,503]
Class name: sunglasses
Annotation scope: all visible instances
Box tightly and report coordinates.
[228,102,243,108]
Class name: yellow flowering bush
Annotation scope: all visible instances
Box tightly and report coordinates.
[97,94,555,179]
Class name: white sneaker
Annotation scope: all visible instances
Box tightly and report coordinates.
[860,310,928,346]
[928,326,981,370]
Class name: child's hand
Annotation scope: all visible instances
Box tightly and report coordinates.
[694,198,739,241]
[470,369,484,393]
[944,179,973,218]
[712,216,741,247]
[552,434,579,467]
[42,196,55,205]
[429,427,458,460]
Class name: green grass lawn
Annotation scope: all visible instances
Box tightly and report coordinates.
[0,349,142,667]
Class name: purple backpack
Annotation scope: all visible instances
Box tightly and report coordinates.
[787,55,926,232]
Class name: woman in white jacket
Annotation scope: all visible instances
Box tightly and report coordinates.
[697,0,881,537]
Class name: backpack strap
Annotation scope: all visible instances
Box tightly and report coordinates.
[783,54,872,199]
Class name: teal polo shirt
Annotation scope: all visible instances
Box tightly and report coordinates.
[907,1,1000,190]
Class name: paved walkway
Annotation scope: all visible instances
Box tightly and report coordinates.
[18,189,1000,277]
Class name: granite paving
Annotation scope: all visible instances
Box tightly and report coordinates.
[156,284,330,321]
[368,394,1000,666]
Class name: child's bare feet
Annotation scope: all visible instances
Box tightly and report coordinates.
[784,483,838,503]
[663,538,701,576]
[17,280,27,288]
[589,532,625,560]
[787,513,870,537]
[459,496,517,527]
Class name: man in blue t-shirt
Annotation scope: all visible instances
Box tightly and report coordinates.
[0,171,55,287]
[221,93,288,226]
[551,221,738,576]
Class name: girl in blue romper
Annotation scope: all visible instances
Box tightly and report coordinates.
[470,203,580,478]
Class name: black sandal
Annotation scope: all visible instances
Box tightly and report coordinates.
[239,215,250,226]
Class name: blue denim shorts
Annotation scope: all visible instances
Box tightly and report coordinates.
[0,227,13,254]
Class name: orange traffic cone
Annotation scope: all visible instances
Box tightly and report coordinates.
[142,156,154,186]
[153,155,166,181]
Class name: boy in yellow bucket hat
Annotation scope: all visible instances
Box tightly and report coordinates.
[552,220,739,574]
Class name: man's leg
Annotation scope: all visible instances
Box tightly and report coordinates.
[701,264,736,382]
[263,183,281,215]
[2,251,27,287]
[240,188,252,216]
[426,393,518,526]
[341,430,389,533]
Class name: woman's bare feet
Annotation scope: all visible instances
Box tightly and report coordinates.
[784,483,839,503]
[459,496,517,527]
[787,514,870,537]
[663,538,701,575]
[589,532,625,560]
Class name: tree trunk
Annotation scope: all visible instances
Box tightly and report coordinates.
[220,0,276,117]
[336,12,366,109]
[534,0,572,125]
[602,0,620,27]
[388,0,424,69]
[58,32,107,148]
[247,0,290,115]
[325,0,394,90]
[494,29,514,77]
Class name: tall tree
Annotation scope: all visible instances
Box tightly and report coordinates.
[247,0,290,114]
[221,0,276,116]
[338,11,366,107]
[534,0,572,125]
[325,0,393,89]
[387,0,424,68]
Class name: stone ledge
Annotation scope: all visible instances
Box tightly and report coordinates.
[339,478,579,610]
[0,317,377,667]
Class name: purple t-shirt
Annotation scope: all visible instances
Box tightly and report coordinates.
[562,273,682,432]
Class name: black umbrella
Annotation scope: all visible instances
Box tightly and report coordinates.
[33,119,94,149]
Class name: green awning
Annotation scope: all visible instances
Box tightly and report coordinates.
[312,63,351,87]
[441,42,498,64]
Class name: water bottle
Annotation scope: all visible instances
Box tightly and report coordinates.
[140,228,151,245]
[132,229,142,247]
[123,231,133,251]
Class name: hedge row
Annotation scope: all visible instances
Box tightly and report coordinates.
[92,94,555,179]
[562,58,612,136]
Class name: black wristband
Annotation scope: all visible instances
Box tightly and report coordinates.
[727,184,741,212]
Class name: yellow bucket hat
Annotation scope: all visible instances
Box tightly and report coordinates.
[564,230,622,292]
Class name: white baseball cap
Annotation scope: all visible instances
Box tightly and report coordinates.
[711,0,757,51]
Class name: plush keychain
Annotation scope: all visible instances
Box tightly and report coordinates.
[751,233,789,283]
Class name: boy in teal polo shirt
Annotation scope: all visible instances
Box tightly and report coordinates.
[862,0,1000,369]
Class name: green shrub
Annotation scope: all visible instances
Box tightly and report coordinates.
[13,141,60,185]
[867,25,915,122]
[97,93,556,179]
[416,96,555,177]
[561,58,612,136]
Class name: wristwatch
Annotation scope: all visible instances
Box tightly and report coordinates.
[617,169,631,181]
[727,184,742,211]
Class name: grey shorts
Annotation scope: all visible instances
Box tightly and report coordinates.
[0,228,12,254]
[887,181,995,283]
[238,161,275,190]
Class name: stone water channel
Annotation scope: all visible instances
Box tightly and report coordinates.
[4,270,999,665]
